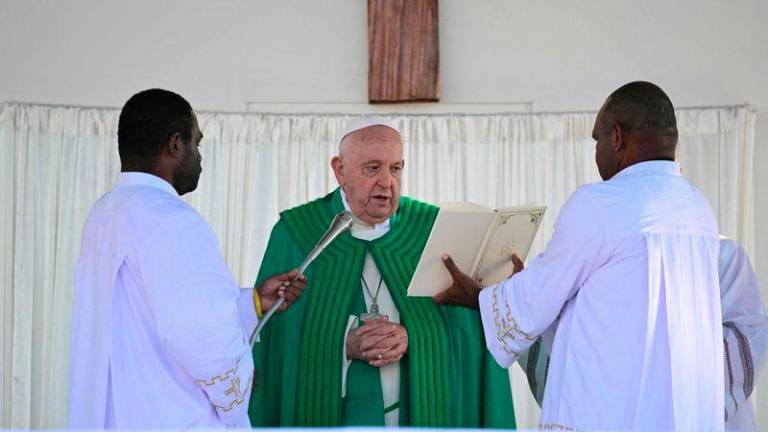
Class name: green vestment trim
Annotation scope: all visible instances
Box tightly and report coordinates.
[249,189,516,428]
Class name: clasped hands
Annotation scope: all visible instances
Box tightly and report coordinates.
[346,316,408,367]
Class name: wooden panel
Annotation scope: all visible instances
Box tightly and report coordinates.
[368,0,440,103]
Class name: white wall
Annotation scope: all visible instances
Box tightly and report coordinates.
[2,0,766,427]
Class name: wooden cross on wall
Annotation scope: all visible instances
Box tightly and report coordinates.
[368,0,440,103]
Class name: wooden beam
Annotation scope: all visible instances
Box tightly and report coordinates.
[368,0,440,103]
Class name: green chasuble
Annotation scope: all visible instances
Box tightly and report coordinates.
[249,189,516,428]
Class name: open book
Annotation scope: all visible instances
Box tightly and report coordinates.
[407,203,546,297]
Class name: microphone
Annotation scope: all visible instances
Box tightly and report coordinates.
[249,210,354,346]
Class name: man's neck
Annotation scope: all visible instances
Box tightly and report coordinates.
[121,166,176,188]
[338,188,391,240]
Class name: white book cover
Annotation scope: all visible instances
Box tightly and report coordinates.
[407,203,546,297]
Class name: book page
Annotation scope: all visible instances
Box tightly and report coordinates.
[473,206,546,286]
[436,201,491,212]
[406,206,495,297]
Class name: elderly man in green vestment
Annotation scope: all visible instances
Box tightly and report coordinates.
[248,116,516,427]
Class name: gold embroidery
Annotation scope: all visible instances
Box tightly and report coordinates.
[196,359,240,387]
[492,286,519,355]
[213,396,245,413]
[213,377,252,413]
[492,285,533,356]
[225,376,242,400]
[505,300,535,341]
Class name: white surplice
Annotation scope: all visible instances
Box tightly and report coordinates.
[720,238,768,431]
[518,237,768,431]
[69,172,258,428]
[479,161,723,430]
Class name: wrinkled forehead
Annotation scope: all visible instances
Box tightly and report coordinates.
[340,125,403,161]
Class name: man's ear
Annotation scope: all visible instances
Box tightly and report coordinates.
[167,132,184,159]
[331,156,345,186]
[611,121,626,153]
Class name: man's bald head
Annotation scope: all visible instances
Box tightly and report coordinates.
[339,124,401,158]
[600,81,678,152]
[593,81,678,180]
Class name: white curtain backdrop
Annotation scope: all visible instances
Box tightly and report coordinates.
[0,102,755,428]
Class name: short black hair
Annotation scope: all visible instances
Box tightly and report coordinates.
[602,81,678,147]
[118,88,193,168]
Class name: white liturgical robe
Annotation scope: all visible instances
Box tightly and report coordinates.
[518,238,768,430]
[720,238,768,431]
[479,161,723,430]
[69,172,258,428]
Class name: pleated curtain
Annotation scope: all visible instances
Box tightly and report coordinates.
[0,103,755,428]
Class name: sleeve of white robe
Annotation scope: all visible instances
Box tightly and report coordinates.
[238,287,260,343]
[479,188,608,367]
[517,314,558,407]
[719,239,768,423]
[139,209,255,426]
[514,252,552,406]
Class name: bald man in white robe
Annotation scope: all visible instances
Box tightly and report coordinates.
[436,81,723,430]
